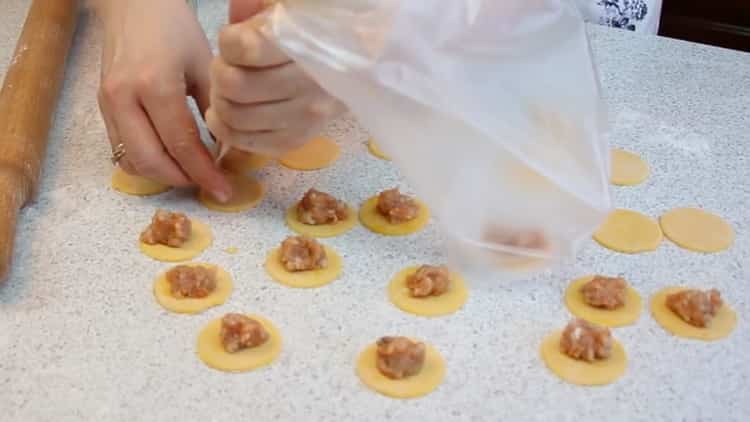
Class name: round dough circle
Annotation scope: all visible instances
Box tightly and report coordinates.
[264,246,343,288]
[593,209,662,253]
[111,167,171,196]
[139,219,213,262]
[221,150,272,173]
[284,204,358,238]
[564,275,642,327]
[388,266,468,317]
[367,139,390,160]
[153,263,233,314]
[198,174,265,213]
[659,208,734,253]
[280,136,340,170]
[356,340,445,398]
[197,314,282,372]
[650,286,737,341]
[359,196,430,236]
[540,330,627,386]
[610,149,649,186]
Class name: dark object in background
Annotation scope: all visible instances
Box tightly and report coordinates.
[659,0,750,52]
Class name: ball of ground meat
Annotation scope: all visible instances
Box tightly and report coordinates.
[376,188,419,224]
[140,209,192,247]
[665,289,723,328]
[581,276,627,309]
[375,336,426,379]
[559,318,613,362]
[406,265,451,297]
[279,236,328,272]
[220,313,269,353]
[297,188,349,225]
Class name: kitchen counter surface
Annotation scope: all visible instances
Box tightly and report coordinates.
[1,1,749,421]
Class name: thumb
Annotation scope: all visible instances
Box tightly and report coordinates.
[228,0,267,24]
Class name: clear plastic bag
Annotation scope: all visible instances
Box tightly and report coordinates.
[258,0,611,279]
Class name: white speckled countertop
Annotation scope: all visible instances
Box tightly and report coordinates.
[1,1,749,421]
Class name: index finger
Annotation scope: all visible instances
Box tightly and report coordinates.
[141,88,232,203]
[219,21,291,68]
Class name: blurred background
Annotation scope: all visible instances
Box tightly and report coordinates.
[659,0,749,52]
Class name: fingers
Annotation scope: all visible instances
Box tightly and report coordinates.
[210,96,299,132]
[210,57,308,104]
[99,76,191,185]
[140,80,232,202]
[206,108,312,157]
[219,20,290,68]
[187,30,214,117]
[228,0,267,24]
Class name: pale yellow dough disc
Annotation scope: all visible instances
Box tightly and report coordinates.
[198,173,265,213]
[367,139,390,160]
[280,136,340,170]
[650,286,737,341]
[153,263,233,314]
[111,167,171,196]
[139,219,213,262]
[388,266,468,317]
[221,149,272,173]
[197,314,282,372]
[264,246,343,288]
[540,331,627,386]
[593,209,662,253]
[564,275,642,327]
[610,149,649,186]
[356,340,445,398]
[659,208,734,253]
[359,196,430,236]
[284,204,358,238]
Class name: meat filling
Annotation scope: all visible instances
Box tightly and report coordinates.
[581,276,627,310]
[220,313,269,353]
[406,265,451,297]
[279,236,328,272]
[296,188,349,225]
[140,209,191,247]
[665,289,723,328]
[165,265,217,298]
[559,318,613,362]
[376,188,419,224]
[375,336,426,379]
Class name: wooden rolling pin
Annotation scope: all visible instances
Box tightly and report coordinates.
[0,0,80,284]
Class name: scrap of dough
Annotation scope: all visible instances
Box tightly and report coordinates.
[593,209,662,253]
[221,149,272,173]
[356,340,445,398]
[540,331,627,386]
[284,204,358,238]
[139,219,212,262]
[197,314,282,372]
[367,139,390,160]
[264,245,343,288]
[198,173,265,213]
[651,286,737,341]
[111,167,171,196]
[388,266,468,317]
[224,246,239,255]
[659,208,734,253]
[359,196,430,236]
[153,263,233,314]
[610,149,649,186]
[280,136,341,170]
[564,275,642,327]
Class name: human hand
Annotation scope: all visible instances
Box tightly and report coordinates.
[205,0,346,158]
[97,0,232,201]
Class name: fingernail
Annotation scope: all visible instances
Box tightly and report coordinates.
[213,187,231,204]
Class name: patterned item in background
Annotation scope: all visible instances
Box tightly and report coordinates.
[576,0,663,34]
